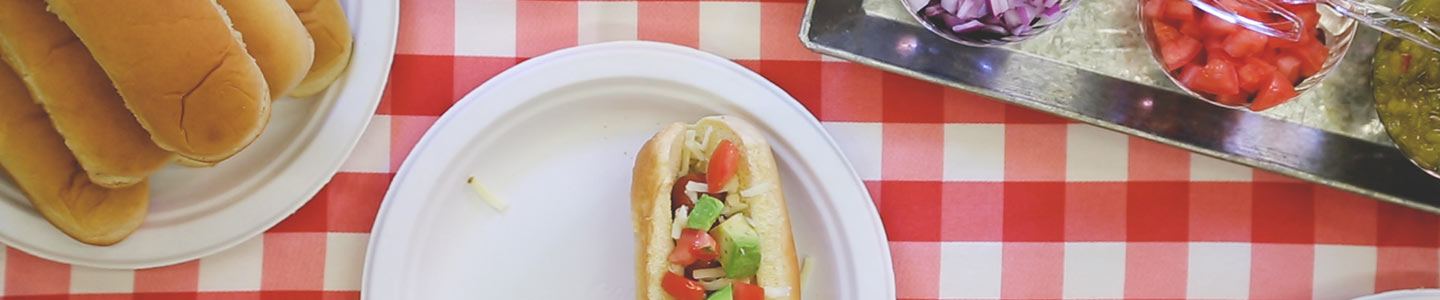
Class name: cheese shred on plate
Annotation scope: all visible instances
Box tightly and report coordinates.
[465,176,508,212]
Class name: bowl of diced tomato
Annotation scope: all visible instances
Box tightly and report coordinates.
[1140,0,1356,111]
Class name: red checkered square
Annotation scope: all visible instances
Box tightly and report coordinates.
[516,1,578,57]
[882,73,944,123]
[134,261,198,293]
[195,292,260,300]
[941,182,1004,241]
[4,248,68,296]
[819,62,883,122]
[1129,182,1189,242]
[1003,182,1065,242]
[320,292,359,300]
[1128,137,1189,181]
[1066,183,1126,241]
[882,124,944,180]
[890,242,941,299]
[637,2,700,48]
[1314,186,1377,245]
[879,181,942,242]
[1253,169,1306,183]
[386,55,455,116]
[452,57,520,101]
[269,194,327,233]
[72,295,137,300]
[759,2,816,61]
[1250,243,1315,299]
[943,90,1006,123]
[865,180,882,208]
[1124,243,1188,298]
[1004,124,1067,181]
[1252,183,1315,244]
[320,173,395,233]
[1377,202,1439,248]
[395,0,453,55]
[1000,243,1063,299]
[757,60,821,118]
[261,233,327,291]
[1376,246,1439,291]
[259,291,322,299]
[1190,182,1252,242]
[1005,104,1071,124]
[389,115,440,171]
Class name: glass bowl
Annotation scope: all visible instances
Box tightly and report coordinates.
[901,0,1082,47]
[1137,0,1357,111]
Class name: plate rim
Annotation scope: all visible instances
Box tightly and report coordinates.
[0,0,400,269]
[362,40,896,299]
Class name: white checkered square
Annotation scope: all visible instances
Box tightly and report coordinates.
[339,115,391,173]
[944,124,1005,181]
[324,233,369,291]
[1313,245,1376,299]
[939,242,1002,299]
[577,2,637,44]
[1190,153,1252,181]
[455,0,517,57]
[1187,242,1251,299]
[698,2,761,60]
[1066,124,1127,181]
[198,236,264,291]
[70,266,134,293]
[1063,242,1126,298]
[823,122,882,180]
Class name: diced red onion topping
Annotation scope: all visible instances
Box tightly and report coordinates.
[916,0,1065,39]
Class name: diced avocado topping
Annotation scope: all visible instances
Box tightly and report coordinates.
[706,285,734,300]
[686,194,725,231]
[711,214,762,278]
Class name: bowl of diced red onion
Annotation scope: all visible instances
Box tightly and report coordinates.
[902,0,1077,46]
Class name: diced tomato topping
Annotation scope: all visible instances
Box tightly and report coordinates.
[1284,4,1320,29]
[1292,40,1329,76]
[706,140,738,193]
[1223,29,1268,58]
[670,174,704,211]
[1274,54,1303,82]
[733,281,767,300]
[1178,20,1205,38]
[1163,0,1195,22]
[1215,0,1267,19]
[1214,93,1247,106]
[1199,14,1238,38]
[1177,64,1203,87]
[1151,21,1183,44]
[1144,0,1166,20]
[1250,74,1298,111]
[669,229,718,265]
[1237,58,1278,93]
[1190,56,1241,96]
[1160,35,1202,71]
[662,272,706,300]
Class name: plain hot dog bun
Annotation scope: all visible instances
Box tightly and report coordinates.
[47,0,272,165]
[0,59,148,247]
[284,0,353,97]
[0,0,173,188]
[631,116,801,300]
[218,0,316,99]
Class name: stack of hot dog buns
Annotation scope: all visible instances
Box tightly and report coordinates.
[0,0,353,246]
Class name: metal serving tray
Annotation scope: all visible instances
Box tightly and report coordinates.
[801,0,1440,211]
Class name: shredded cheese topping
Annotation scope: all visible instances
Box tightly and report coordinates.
[671,206,690,239]
[464,176,507,212]
[740,180,774,198]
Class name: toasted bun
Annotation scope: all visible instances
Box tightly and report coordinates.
[218,0,315,99]
[284,0,352,97]
[0,0,172,188]
[0,59,148,246]
[47,0,272,164]
[631,116,801,300]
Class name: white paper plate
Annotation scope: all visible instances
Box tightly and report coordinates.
[0,0,397,269]
[362,41,894,299]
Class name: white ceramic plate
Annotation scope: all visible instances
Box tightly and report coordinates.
[363,41,894,299]
[0,0,397,269]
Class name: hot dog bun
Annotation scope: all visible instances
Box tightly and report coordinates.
[284,0,352,97]
[632,116,801,300]
[47,0,272,165]
[0,0,173,188]
[0,58,148,246]
[219,0,316,99]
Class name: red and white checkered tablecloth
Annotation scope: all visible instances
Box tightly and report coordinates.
[3,0,1439,299]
